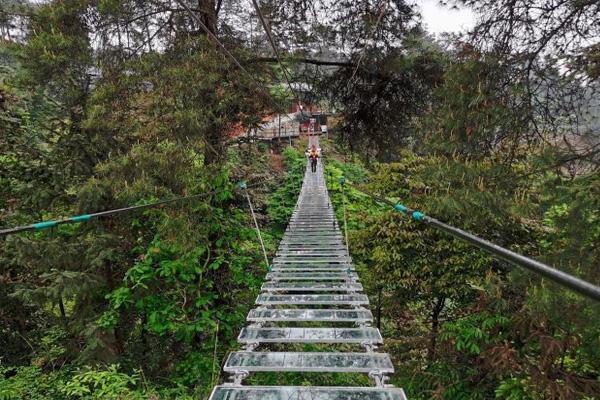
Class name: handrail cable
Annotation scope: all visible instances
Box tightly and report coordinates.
[250,0,304,110]
[175,0,264,93]
[0,179,272,237]
[241,181,270,269]
[348,1,388,82]
[174,0,285,114]
[339,178,600,303]
[339,176,350,253]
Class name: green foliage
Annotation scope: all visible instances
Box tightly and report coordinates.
[2,29,280,394]
[60,365,138,399]
[417,50,529,160]
[0,366,66,400]
[21,1,92,90]
[440,312,509,356]
[328,145,600,398]
[322,33,445,161]
[267,146,305,225]
[495,378,534,400]
[3,0,600,398]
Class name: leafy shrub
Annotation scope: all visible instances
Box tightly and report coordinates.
[267,146,305,225]
[59,365,139,399]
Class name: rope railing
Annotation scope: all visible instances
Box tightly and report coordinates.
[339,176,350,254]
[0,179,272,237]
[240,181,270,269]
[338,177,600,303]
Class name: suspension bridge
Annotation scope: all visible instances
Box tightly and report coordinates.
[209,152,407,399]
[2,139,600,399]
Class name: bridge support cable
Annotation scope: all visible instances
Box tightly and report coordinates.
[174,0,290,116]
[209,158,407,399]
[250,0,296,99]
[241,181,270,269]
[339,176,350,253]
[0,179,271,237]
[343,179,600,303]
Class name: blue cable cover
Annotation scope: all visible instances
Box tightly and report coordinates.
[70,214,92,222]
[32,221,58,230]
[412,211,424,221]
[394,204,408,213]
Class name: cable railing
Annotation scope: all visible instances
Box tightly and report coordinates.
[0,179,272,237]
[336,176,600,302]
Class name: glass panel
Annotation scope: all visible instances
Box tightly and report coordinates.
[256,294,368,305]
[278,251,348,255]
[226,352,285,369]
[240,328,383,343]
[272,264,353,269]
[270,266,354,271]
[210,386,408,400]
[238,328,290,342]
[273,260,351,264]
[308,310,337,320]
[302,328,336,341]
[262,282,363,291]
[300,353,393,372]
[335,328,383,343]
[226,352,393,373]
[267,272,358,280]
[277,255,350,259]
[280,241,343,246]
[247,309,373,322]
[281,236,342,239]
[334,310,374,321]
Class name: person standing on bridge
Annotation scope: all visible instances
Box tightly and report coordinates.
[308,145,319,173]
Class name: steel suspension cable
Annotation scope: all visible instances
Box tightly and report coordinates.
[339,176,350,253]
[348,1,389,82]
[0,179,272,237]
[175,0,265,93]
[174,0,286,114]
[250,0,304,109]
[241,182,270,269]
[340,177,600,303]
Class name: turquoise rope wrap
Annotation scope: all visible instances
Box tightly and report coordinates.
[239,181,247,189]
[394,204,408,213]
[412,211,424,221]
[339,176,345,185]
[32,221,58,230]
[267,265,272,272]
[70,214,92,222]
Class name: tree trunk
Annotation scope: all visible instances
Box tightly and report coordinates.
[193,0,224,166]
[58,293,67,326]
[428,296,445,362]
[144,17,153,52]
[198,0,217,34]
[203,124,226,166]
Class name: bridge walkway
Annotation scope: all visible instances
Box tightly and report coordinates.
[209,156,406,399]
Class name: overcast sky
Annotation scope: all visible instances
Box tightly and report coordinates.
[417,0,476,35]
[23,0,477,37]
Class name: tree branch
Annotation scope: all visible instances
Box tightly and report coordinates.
[252,56,353,67]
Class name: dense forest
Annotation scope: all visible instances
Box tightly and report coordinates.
[1,0,600,399]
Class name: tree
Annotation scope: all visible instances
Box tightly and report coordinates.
[457,0,600,165]
[416,46,531,162]
[322,36,444,161]
[1,0,275,395]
